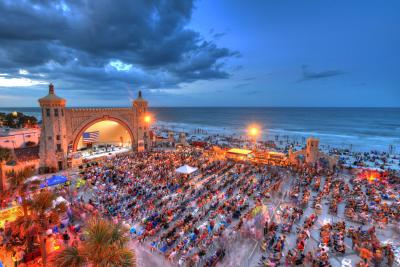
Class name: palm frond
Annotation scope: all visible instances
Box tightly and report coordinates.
[114,247,136,267]
[92,246,135,267]
[55,202,68,213]
[84,218,112,248]
[51,246,87,267]
[110,222,130,247]
[10,215,39,237]
[83,218,136,266]
[30,189,56,213]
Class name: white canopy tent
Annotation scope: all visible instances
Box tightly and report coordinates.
[53,196,69,207]
[175,165,198,175]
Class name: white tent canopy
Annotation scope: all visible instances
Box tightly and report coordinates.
[175,165,198,174]
[53,196,69,207]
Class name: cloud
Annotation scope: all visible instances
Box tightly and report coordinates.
[0,0,239,100]
[0,76,47,87]
[298,65,345,82]
[234,83,252,89]
[212,32,227,40]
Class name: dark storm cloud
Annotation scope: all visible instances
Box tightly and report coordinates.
[298,65,345,82]
[212,32,227,40]
[0,0,238,94]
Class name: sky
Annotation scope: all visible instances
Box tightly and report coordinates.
[0,0,399,107]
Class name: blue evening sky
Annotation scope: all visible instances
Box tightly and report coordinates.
[0,0,399,107]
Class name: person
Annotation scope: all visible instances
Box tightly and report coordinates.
[305,251,313,265]
[387,248,394,267]
[373,249,383,267]
[62,231,70,246]
[11,248,24,267]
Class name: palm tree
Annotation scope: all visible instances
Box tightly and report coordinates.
[11,189,67,266]
[52,218,136,267]
[0,146,12,162]
[51,246,86,267]
[7,166,38,216]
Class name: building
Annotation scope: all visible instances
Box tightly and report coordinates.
[253,150,287,165]
[0,146,40,192]
[0,127,40,149]
[288,137,338,170]
[38,84,151,173]
[178,132,188,146]
[0,127,40,191]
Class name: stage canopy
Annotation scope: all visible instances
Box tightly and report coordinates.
[175,165,198,174]
[227,148,253,155]
[40,175,68,188]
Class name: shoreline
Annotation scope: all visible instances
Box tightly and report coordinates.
[0,107,399,154]
[154,126,400,173]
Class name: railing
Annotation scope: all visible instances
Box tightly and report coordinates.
[67,107,132,112]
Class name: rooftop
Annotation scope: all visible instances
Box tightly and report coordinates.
[38,83,66,105]
[227,148,253,155]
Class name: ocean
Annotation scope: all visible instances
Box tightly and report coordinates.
[1,107,399,153]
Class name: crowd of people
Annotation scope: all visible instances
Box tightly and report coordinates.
[78,148,289,266]
[1,144,399,267]
[73,147,399,267]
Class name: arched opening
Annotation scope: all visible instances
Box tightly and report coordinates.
[72,118,134,158]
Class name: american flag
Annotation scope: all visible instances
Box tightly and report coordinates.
[83,131,99,143]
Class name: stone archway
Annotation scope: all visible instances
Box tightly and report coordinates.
[72,116,135,152]
[38,85,150,172]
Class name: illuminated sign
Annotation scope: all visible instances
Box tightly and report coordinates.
[0,206,23,227]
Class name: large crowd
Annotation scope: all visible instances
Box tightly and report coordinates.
[2,146,399,267]
[74,148,400,266]
[79,149,288,266]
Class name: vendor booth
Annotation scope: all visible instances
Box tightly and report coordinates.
[40,175,68,188]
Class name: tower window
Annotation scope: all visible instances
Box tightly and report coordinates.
[46,109,50,117]
[61,109,64,116]
[56,144,62,152]
[54,109,59,117]
[48,136,52,140]
[56,135,61,141]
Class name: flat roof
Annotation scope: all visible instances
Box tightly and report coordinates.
[227,148,253,155]
[268,151,285,156]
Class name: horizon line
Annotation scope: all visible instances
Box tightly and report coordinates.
[0,106,400,109]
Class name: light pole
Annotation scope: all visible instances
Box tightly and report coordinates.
[143,114,153,149]
[247,125,261,149]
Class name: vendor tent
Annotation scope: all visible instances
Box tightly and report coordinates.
[175,165,198,174]
[40,175,68,188]
[54,196,68,206]
[25,176,41,183]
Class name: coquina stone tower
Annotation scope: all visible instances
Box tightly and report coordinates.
[305,137,320,164]
[133,90,149,151]
[38,83,68,172]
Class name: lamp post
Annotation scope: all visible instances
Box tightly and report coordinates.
[247,125,261,150]
[144,115,152,124]
[143,114,153,149]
